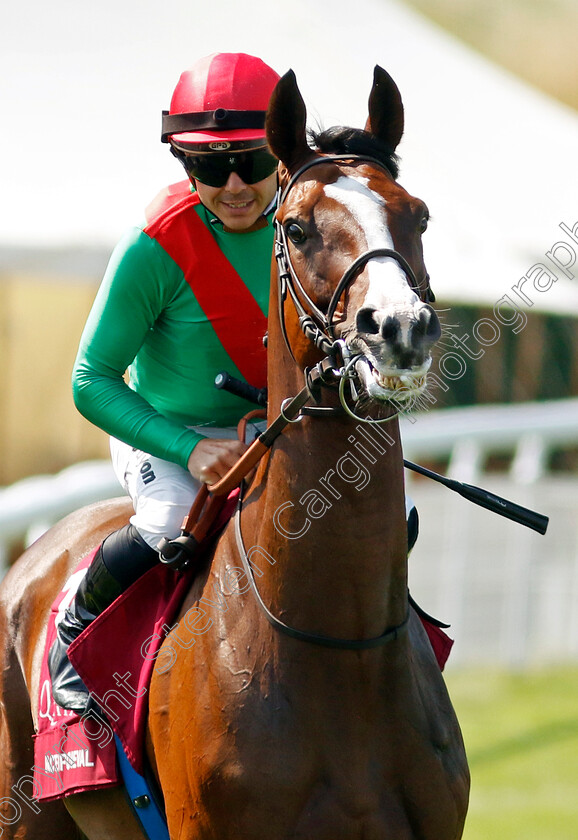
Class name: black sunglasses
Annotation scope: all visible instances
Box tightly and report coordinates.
[178,147,278,188]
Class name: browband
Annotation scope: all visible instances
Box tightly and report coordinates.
[161,108,267,142]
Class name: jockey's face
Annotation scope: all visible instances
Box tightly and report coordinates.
[175,142,278,232]
[194,170,277,232]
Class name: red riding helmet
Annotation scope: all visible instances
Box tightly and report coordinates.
[161,53,281,148]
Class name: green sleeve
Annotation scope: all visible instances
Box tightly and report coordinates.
[72,227,203,469]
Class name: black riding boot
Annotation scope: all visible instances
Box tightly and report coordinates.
[48,523,158,713]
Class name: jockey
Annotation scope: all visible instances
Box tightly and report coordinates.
[48,52,281,713]
[49,52,421,714]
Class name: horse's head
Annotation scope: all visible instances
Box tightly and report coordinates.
[266,67,440,412]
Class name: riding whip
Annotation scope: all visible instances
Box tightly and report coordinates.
[215,371,549,535]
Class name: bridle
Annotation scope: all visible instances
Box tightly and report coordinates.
[232,154,422,651]
[274,154,430,365]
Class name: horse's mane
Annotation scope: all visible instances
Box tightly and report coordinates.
[309,126,400,180]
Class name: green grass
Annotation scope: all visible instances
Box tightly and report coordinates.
[445,667,578,839]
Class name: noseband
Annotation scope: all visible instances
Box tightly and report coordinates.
[274,154,425,363]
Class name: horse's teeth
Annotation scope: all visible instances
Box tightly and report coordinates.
[374,372,426,392]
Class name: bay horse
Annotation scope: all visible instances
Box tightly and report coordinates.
[0,67,469,838]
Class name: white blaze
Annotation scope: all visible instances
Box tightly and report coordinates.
[323,175,418,338]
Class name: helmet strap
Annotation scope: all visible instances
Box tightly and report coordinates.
[161,108,267,143]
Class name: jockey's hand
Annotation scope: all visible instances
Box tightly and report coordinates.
[187,438,248,485]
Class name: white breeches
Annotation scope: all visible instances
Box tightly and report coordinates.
[110,422,265,550]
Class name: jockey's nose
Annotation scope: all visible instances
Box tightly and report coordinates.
[223,171,249,191]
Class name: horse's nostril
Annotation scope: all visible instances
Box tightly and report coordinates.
[356,306,380,335]
[411,306,440,345]
[413,311,428,339]
[425,307,441,341]
[381,315,399,343]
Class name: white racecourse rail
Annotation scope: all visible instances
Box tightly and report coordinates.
[1,399,578,667]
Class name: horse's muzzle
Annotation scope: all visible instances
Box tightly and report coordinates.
[351,298,440,381]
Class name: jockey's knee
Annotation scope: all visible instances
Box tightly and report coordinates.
[131,496,197,551]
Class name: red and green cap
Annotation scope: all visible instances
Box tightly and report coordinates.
[161,53,280,149]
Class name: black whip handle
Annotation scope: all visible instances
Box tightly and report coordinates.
[215,371,267,407]
[404,460,549,535]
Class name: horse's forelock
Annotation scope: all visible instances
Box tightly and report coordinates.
[308,126,400,180]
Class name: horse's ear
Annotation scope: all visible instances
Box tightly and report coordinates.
[364,65,404,152]
[266,69,310,169]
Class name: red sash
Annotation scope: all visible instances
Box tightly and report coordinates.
[144,182,268,388]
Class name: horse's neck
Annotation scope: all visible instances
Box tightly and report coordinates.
[246,337,409,641]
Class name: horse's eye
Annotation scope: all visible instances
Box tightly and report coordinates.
[286,222,306,244]
[419,215,429,234]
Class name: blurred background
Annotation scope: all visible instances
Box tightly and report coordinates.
[2,1,578,836]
